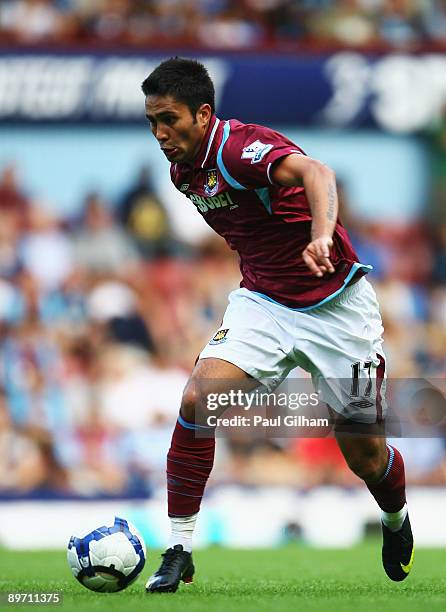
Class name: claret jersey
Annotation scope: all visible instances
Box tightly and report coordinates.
[170,115,371,310]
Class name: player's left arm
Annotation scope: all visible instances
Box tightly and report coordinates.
[272,153,337,278]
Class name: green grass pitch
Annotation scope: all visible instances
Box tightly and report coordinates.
[0,542,445,612]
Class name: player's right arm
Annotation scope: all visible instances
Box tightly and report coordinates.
[271,153,338,278]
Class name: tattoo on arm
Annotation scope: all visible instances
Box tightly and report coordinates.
[327,182,336,222]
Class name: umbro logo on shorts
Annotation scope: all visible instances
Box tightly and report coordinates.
[209,329,229,345]
[348,400,375,409]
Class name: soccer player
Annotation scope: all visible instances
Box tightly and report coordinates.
[141,58,414,592]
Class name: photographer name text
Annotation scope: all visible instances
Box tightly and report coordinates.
[207,415,329,427]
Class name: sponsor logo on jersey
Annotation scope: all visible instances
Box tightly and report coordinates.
[241,140,273,164]
[209,328,229,345]
[204,169,219,196]
[187,191,238,214]
[180,183,189,192]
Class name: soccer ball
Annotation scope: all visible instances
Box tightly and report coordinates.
[67,516,146,592]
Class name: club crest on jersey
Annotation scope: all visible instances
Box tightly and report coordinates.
[241,140,273,164]
[204,169,219,196]
[209,328,228,345]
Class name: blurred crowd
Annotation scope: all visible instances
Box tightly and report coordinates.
[0,0,445,50]
[0,155,446,499]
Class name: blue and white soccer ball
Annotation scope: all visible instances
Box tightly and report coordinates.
[67,516,146,592]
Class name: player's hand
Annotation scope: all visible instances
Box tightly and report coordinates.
[302,236,335,278]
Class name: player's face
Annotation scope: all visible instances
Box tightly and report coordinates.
[145,95,211,165]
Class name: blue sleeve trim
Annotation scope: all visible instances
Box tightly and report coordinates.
[255,186,272,214]
[216,121,247,191]
[251,262,373,312]
[178,414,213,430]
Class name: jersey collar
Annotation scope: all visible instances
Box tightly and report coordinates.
[194,115,220,169]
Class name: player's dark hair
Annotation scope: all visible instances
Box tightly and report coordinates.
[141,57,215,118]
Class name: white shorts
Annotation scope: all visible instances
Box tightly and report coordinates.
[200,278,387,423]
